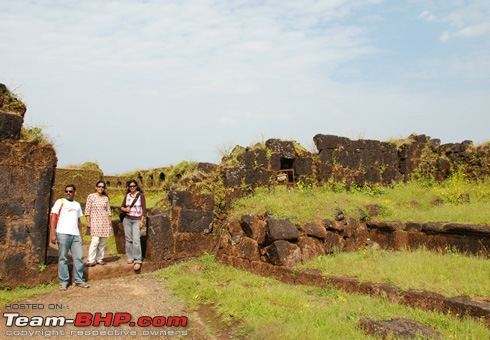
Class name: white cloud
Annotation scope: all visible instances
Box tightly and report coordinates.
[1,0,489,174]
[455,22,490,38]
[419,1,490,41]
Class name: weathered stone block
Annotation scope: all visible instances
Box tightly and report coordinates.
[359,318,442,339]
[325,231,343,252]
[265,240,302,267]
[0,219,7,244]
[265,139,295,159]
[173,233,214,259]
[238,150,256,170]
[304,222,326,239]
[223,167,244,187]
[146,211,173,262]
[177,209,213,233]
[298,236,325,261]
[255,149,268,169]
[0,199,25,217]
[293,157,312,175]
[169,190,214,211]
[294,269,326,287]
[10,221,31,245]
[267,217,299,242]
[226,220,244,238]
[244,169,269,187]
[313,134,350,151]
[318,149,334,163]
[112,220,126,254]
[236,237,260,261]
[241,215,267,245]
[0,111,23,140]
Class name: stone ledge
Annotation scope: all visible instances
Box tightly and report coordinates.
[216,254,490,328]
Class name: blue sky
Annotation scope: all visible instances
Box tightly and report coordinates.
[1,0,489,174]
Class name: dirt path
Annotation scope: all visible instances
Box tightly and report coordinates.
[0,274,237,340]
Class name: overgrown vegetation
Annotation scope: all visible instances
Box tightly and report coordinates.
[228,173,490,225]
[19,126,51,146]
[0,83,26,115]
[156,254,489,339]
[298,247,490,297]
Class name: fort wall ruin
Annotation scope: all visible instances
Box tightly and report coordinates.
[0,84,57,287]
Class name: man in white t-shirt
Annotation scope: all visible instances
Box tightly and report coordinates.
[50,184,89,291]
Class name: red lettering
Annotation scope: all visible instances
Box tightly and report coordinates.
[167,316,188,327]
[113,313,132,326]
[137,316,152,327]
[151,316,167,327]
[74,313,93,327]
[93,313,113,327]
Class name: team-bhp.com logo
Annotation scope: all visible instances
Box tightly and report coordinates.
[4,312,188,337]
[5,312,188,327]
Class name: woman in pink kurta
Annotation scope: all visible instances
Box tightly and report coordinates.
[85,180,112,266]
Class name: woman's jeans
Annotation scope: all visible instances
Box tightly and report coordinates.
[56,233,85,285]
[123,218,142,263]
[87,236,107,263]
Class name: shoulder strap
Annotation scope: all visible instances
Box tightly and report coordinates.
[129,192,141,208]
[57,198,65,215]
[53,198,65,226]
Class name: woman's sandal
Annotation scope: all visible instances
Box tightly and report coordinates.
[127,260,134,264]
[133,263,141,271]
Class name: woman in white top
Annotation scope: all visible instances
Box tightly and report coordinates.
[85,180,112,266]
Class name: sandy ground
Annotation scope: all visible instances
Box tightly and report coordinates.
[0,274,222,340]
[2,241,241,340]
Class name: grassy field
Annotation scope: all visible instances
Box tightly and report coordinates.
[156,254,490,339]
[228,175,490,225]
[297,247,490,297]
[2,174,489,338]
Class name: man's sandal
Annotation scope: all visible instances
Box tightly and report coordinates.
[75,282,90,288]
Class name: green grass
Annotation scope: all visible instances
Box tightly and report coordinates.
[0,284,57,306]
[155,254,489,339]
[297,247,490,297]
[229,176,490,225]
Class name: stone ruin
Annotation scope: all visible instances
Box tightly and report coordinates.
[2,81,489,333]
[222,134,490,191]
[0,84,57,287]
[1,81,490,291]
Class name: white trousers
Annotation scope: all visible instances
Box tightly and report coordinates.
[87,236,107,263]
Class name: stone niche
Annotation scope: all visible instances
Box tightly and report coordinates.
[0,112,57,288]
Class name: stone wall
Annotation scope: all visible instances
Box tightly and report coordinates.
[142,197,489,272]
[53,166,103,205]
[117,190,216,263]
[222,134,490,190]
[0,89,57,287]
[214,215,489,269]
